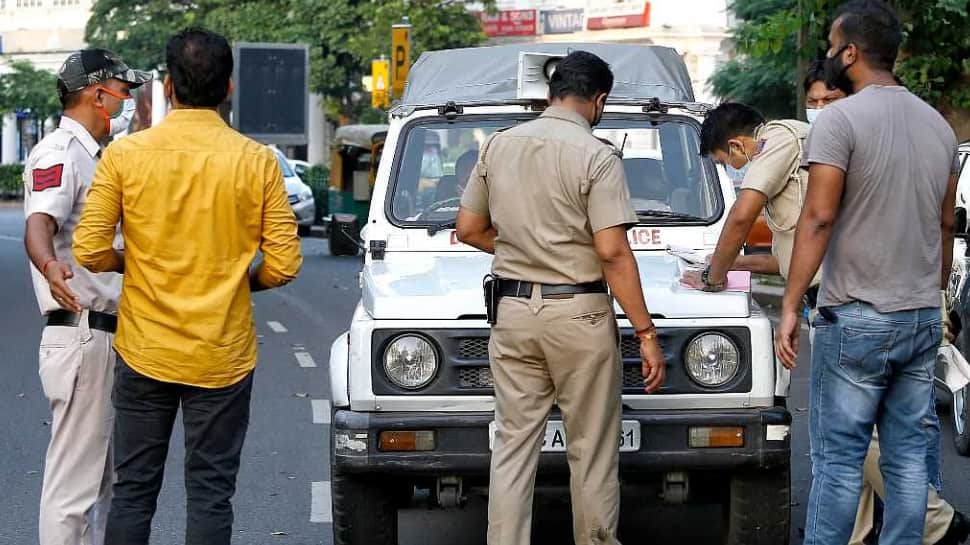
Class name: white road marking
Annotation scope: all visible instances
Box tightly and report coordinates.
[310,481,332,523]
[267,321,288,333]
[312,399,331,424]
[295,351,317,368]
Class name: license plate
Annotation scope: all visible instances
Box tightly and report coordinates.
[488,420,641,452]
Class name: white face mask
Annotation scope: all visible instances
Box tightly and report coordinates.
[805,108,823,125]
[109,98,136,136]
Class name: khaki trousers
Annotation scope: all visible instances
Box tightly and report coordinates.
[487,290,622,545]
[848,433,953,545]
[38,317,115,545]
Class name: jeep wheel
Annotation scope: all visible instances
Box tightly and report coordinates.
[723,467,790,545]
[953,386,970,455]
[331,471,401,545]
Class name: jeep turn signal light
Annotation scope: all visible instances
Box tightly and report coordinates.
[378,431,436,452]
[689,426,744,448]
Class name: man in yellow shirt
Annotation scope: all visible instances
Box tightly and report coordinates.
[73,28,302,545]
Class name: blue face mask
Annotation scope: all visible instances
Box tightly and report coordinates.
[724,143,752,181]
[725,163,749,183]
[806,108,823,125]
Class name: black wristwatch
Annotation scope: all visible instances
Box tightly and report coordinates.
[701,266,726,292]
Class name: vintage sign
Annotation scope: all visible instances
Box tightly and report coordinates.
[587,1,651,30]
[541,8,585,35]
[479,9,538,37]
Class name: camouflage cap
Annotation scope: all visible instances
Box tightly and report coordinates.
[57,49,152,100]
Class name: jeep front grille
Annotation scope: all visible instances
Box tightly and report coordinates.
[620,336,640,359]
[458,338,490,360]
[459,367,495,388]
[457,365,646,389]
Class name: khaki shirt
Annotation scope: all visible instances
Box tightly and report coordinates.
[23,115,122,316]
[461,106,637,285]
[740,120,820,285]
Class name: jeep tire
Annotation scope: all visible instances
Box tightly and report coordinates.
[331,471,399,545]
[330,214,360,257]
[723,467,790,545]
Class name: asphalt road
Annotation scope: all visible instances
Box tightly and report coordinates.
[1,205,969,545]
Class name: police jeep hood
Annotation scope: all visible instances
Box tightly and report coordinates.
[361,253,751,320]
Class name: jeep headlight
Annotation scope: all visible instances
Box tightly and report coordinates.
[298,188,313,202]
[684,333,740,387]
[383,335,438,389]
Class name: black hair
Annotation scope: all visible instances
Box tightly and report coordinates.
[166,27,233,107]
[548,50,614,102]
[57,80,83,109]
[699,103,766,156]
[833,0,902,71]
[803,59,833,93]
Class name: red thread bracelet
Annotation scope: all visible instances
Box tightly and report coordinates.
[41,258,58,278]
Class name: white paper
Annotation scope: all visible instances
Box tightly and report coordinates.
[940,344,970,393]
[666,244,707,266]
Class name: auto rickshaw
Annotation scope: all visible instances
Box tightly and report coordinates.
[327,124,388,256]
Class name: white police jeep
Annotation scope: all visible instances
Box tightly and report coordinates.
[327,43,791,545]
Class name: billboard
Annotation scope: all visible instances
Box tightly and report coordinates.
[231,42,309,145]
[542,8,585,35]
[587,1,651,30]
[479,9,537,37]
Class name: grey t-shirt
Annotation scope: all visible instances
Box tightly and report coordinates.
[806,85,958,313]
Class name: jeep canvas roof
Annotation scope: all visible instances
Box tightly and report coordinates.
[399,43,695,110]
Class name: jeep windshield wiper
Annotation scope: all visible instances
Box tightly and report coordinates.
[427,220,457,236]
[636,210,706,222]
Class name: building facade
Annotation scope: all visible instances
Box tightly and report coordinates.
[479,0,732,105]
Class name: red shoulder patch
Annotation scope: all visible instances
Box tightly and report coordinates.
[32,164,64,192]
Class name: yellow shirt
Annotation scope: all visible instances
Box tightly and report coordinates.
[74,109,303,388]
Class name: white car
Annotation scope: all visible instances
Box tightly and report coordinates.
[327,44,790,545]
[288,158,312,180]
[943,141,970,455]
[270,147,315,235]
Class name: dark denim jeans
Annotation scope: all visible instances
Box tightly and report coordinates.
[804,302,942,545]
[104,358,253,545]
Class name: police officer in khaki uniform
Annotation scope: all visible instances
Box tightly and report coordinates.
[688,98,968,545]
[456,51,666,545]
[23,49,149,545]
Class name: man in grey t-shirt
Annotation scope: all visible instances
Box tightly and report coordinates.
[776,2,960,545]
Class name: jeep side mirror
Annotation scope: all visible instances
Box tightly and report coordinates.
[956,207,968,239]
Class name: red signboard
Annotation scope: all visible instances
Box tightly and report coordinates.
[479,9,538,37]
[587,1,651,30]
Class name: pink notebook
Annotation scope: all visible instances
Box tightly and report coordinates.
[724,271,752,292]
[679,270,752,292]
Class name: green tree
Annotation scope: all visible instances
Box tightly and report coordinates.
[85,0,492,124]
[711,0,970,133]
[84,0,201,71]
[0,60,62,123]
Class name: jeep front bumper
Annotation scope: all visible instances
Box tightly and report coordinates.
[332,407,791,475]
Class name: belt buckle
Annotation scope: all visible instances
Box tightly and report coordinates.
[516,280,524,298]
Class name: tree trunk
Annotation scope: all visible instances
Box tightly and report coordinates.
[795,0,809,120]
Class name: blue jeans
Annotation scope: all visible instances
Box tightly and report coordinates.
[805,302,942,545]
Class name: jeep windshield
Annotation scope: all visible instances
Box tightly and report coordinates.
[388,115,722,227]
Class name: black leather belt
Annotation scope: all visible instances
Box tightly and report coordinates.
[47,309,118,334]
[804,285,820,310]
[497,279,608,299]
